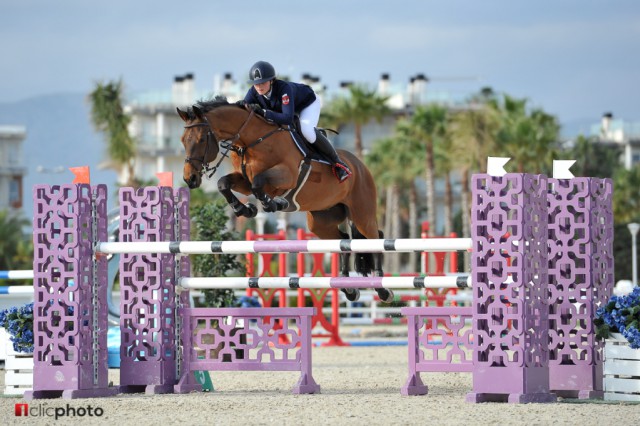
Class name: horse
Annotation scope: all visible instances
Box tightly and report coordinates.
[176,97,393,303]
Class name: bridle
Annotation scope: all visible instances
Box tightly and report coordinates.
[183,120,224,178]
[183,109,286,179]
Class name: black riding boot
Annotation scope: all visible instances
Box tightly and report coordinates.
[313,129,352,182]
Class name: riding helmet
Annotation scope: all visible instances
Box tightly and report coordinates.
[248,61,276,84]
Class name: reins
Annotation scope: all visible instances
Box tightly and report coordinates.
[183,109,286,179]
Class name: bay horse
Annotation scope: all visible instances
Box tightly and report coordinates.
[176,97,393,303]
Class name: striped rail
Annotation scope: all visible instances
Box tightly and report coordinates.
[97,237,473,255]
[179,275,472,290]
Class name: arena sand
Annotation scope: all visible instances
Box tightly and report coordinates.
[1,342,639,425]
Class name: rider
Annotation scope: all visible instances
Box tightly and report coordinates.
[242,60,352,182]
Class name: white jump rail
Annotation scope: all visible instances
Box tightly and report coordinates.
[97,237,473,255]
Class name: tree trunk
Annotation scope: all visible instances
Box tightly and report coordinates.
[355,123,364,159]
[390,185,401,274]
[126,161,136,187]
[425,140,436,237]
[460,168,471,272]
[409,181,419,270]
[383,185,395,272]
[408,182,418,239]
[384,186,393,240]
[444,172,453,235]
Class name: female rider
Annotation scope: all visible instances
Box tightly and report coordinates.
[243,61,352,182]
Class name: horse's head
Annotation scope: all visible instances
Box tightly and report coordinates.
[177,105,220,189]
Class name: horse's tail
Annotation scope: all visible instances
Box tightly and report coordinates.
[352,223,376,276]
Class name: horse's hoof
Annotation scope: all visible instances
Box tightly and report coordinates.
[376,288,395,304]
[274,197,289,211]
[245,203,258,218]
[261,199,278,213]
[341,288,360,302]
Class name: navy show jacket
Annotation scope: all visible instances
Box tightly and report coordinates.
[244,79,316,125]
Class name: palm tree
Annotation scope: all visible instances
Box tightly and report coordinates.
[493,95,560,175]
[449,103,501,269]
[88,79,137,185]
[434,126,455,235]
[565,135,622,178]
[366,134,424,272]
[366,138,400,271]
[327,84,390,159]
[402,104,448,237]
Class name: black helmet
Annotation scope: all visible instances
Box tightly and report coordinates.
[248,61,276,84]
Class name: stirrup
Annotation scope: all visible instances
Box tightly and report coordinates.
[333,163,352,183]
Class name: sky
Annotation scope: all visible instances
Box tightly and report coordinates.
[2,1,640,129]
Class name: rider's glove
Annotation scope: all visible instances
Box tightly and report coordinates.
[248,103,265,116]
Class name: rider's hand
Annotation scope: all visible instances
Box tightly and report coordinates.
[248,103,265,116]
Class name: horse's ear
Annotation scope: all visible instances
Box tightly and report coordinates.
[176,107,189,122]
[192,106,205,120]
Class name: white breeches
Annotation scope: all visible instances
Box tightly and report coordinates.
[299,98,321,142]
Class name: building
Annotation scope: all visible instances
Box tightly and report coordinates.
[0,125,27,214]
[592,112,640,170]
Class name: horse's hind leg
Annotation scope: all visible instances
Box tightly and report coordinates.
[373,230,394,303]
[306,207,360,302]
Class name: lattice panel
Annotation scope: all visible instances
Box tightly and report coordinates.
[589,178,615,358]
[190,316,303,363]
[31,184,109,392]
[415,310,473,370]
[548,178,614,366]
[472,173,549,369]
[119,187,177,378]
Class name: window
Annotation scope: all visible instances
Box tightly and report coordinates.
[9,176,22,208]
[8,143,19,163]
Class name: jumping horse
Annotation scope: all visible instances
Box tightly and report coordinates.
[177,97,393,303]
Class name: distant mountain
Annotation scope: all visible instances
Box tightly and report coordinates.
[0,92,118,222]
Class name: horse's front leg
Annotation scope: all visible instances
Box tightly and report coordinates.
[251,166,293,213]
[217,172,258,218]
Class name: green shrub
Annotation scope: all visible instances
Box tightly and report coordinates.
[191,201,246,307]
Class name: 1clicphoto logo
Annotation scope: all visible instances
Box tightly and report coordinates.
[15,403,104,419]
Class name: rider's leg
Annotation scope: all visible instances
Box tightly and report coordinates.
[312,130,352,182]
[300,100,352,183]
[299,99,322,142]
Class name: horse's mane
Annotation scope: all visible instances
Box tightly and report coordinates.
[184,96,243,119]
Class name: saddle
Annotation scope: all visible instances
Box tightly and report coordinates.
[278,117,338,212]
[290,115,338,164]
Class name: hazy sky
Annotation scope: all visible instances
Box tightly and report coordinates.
[2,1,640,126]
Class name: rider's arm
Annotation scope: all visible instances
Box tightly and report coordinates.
[243,88,258,105]
[263,82,295,125]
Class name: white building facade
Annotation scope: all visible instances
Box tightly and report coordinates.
[592,112,640,170]
[0,126,27,214]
